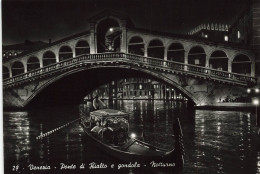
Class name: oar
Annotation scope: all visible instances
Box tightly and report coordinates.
[36,118,80,140]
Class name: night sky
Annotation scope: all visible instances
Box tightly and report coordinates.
[2,0,251,45]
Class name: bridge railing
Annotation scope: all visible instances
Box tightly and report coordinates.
[3,52,256,86]
[124,53,256,84]
[3,53,125,86]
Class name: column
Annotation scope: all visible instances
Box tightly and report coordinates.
[164,47,167,61]
[205,55,210,74]
[39,58,43,68]
[23,61,27,73]
[164,47,167,66]
[54,49,59,63]
[205,55,210,68]
[90,22,96,54]
[184,51,188,70]
[120,20,127,53]
[228,59,232,73]
[9,66,12,78]
[144,44,148,57]
[251,62,255,77]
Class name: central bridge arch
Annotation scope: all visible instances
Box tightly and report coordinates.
[24,65,198,108]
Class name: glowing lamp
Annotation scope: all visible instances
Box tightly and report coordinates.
[253,98,259,106]
[130,133,136,139]
[247,89,251,93]
[109,28,114,32]
[255,88,259,93]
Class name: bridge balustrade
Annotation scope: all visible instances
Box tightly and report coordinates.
[3,52,256,87]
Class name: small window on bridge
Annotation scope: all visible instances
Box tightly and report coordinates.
[27,57,40,72]
[75,40,90,56]
[2,66,10,79]
[43,51,56,66]
[232,54,251,75]
[167,43,184,63]
[209,51,228,71]
[11,61,24,76]
[224,36,229,42]
[188,46,206,67]
[59,46,73,61]
[148,39,164,59]
[128,36,144,56]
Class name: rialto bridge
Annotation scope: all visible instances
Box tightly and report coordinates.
[2,11,257,109]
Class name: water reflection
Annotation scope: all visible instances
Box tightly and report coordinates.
[3,100,260,174]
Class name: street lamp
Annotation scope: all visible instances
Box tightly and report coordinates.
[253,98,259,106]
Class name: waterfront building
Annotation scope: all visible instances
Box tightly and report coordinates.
[3,40,47,59]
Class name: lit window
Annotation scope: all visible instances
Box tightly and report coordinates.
[224,36,229,42]
[9,53,12,56]
[139,84,142,90]
[112,81,114,85]
[238,31,240,39]
[3,53,5,57]
[205,34,208,38]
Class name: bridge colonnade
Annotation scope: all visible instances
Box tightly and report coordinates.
[2,14,256,80]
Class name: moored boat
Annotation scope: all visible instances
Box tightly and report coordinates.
[80,108,184,171]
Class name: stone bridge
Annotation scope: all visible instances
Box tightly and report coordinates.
[3,53,256,109]
[2,11,257,109]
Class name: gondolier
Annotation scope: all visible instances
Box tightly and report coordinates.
[93,95,106,110]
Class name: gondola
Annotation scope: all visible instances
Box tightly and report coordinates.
[79,108,184,171]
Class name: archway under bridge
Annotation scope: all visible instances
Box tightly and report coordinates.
[3,65,249,109]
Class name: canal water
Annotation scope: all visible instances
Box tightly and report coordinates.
[3,100,260,174]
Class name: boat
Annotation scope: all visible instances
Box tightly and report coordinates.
[79,108,184,171]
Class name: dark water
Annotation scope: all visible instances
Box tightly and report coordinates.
[4,100,260,174]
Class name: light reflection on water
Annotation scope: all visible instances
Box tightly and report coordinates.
[3,100,260,174]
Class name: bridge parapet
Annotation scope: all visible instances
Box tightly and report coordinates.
[3,53,257,89]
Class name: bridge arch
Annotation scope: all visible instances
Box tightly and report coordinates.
[95,16,122,33]
[96,18,121,53]
[232,54,251,75]
[128,36,145,56]
[27,57,40,72]
[43,51,56,66]
[209,50,228,71]
[2,66,10,79]
[167,42,185,63]
[24,66,198,108]
[75,40,90,56]
[147,39,164,59]
[11,61,25,76]
[59,46,73,61]
[188,46,206,67]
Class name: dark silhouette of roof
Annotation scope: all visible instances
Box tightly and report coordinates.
[3,40,47,51]
[129,27,252,50]
[3,30,90,63]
